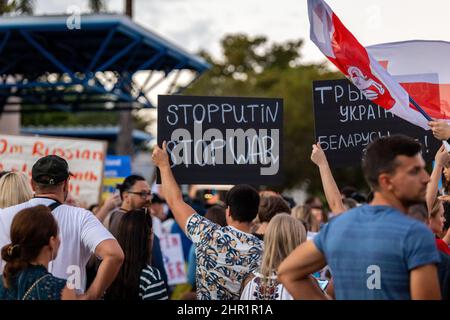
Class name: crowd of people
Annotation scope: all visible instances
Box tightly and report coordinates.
[0,133,449,300]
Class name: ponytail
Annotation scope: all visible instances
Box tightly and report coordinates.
[1,205,58,289]
[1,244,28,288]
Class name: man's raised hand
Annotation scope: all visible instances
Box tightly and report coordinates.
[152,141,170,168]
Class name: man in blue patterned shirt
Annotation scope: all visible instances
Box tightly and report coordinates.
[152,142,263,300]
[279,135,441,300]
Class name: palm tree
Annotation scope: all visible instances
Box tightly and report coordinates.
[116,0,134,156]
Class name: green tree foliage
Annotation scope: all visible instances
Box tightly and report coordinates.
[21,109,119,126]
[186,34,365,193]
[0,0,33,15]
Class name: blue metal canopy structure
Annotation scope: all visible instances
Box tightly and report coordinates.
[21,125,154,143]
[0,14,210,112]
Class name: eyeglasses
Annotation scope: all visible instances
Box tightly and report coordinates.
[127,191,152,199]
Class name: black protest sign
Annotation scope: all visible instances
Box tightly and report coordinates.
[157,95,283,185]
[313,79,440,168]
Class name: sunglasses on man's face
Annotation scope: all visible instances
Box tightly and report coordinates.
[127,191,152,199]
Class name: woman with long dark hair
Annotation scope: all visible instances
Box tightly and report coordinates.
[0,205,74,300]
[104,209,168,300]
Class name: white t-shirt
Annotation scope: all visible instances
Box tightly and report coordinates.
[0,198,115,292]
[307,231,318,241]
[151,216,163,238]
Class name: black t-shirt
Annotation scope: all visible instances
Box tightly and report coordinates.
[437,251,450,300]
[253,233,264,241]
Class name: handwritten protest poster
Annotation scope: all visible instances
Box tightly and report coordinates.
[313,79,440,167]
[159,233,187,286]
[158,95,283,185]
[0,134,106,207]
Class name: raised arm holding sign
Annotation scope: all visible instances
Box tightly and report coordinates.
[152,141,196,230]
[152,142,263,300]
[310,143,344,214]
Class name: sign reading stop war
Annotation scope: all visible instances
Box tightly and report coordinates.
[313,79,440,167]
[157,95,283,185]
[0,134,107,207]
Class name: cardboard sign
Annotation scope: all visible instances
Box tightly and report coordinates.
[0,134,106,207]
[313,79,440,167]
[157,95,283,185]
[159,234,187,286]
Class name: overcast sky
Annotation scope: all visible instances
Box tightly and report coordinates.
[35,0,450,64]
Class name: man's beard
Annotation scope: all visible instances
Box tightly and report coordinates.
[401,195,426,209]
[133,201,151,210]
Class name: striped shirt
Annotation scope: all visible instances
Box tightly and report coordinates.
[139,265,168,300]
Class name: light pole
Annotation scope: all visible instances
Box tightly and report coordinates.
[116,0,134,155]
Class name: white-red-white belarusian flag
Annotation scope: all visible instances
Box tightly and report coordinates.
[367,40,450,121]
[307,0,430,129]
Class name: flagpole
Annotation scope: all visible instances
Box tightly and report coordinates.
[409,96,432,121]
[408,95,450,150]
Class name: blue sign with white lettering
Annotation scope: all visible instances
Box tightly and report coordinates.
[104,155,131,178]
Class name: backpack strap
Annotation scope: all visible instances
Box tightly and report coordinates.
[47,201,62,211]
[33,197,62,211]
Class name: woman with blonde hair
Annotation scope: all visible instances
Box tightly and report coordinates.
[0,172,33,209]
[241,213,306,300]
[428,197,450,255]
[291,204,320,237]
[425,145,450,255]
